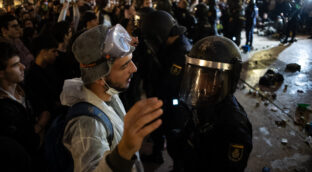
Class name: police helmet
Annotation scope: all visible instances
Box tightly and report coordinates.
[179,36,242,107]
[141,10,186,54]
[194,3,209,20]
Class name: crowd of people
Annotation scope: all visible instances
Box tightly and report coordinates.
[0,0,310,172]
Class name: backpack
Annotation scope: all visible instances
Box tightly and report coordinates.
[45,102,114,172]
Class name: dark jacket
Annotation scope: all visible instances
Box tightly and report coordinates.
[190,20,214,44]
[0,94,39,156]
[245,3,258,28]
[183,95,253,172]
[24,62,63,118]
[157,34,192,103]
[173,7,196,36]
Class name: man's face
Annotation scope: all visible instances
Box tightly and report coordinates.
[143,0,153,8]
[43,48,58,64]
[24,20,34,28]
[106,54,137,91]
[4,20,21,39]
[178,0,187,9]
[0,56,25,84]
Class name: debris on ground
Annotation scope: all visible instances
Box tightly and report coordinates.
[262,167,271,172]
[271,107,278,112]
[248,89,259,97]
[305,136,312,148]
[275,120,287,128]
[271,93,277,100]
[283,85,288,92]
[264,101,269,106]
[305,122,312,136]
[297,90,304,93]
[238,84,246,90]
[281,138,288,145]
[241,85,246,90]
[259,69,284,87]
[294,104,312,127]
[256,102,260,107]
[285,63,301,72]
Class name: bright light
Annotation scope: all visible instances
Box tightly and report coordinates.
[172,99,179,106]
[14,0,22,6]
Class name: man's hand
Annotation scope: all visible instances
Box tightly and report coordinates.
[118,98,163,160]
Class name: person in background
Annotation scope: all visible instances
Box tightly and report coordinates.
[0,41,41,172]
[245,0,258,49]
[25,34,62,135]
[0,14,34,69]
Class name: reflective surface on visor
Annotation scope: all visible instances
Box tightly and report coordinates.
[185,55,233,71]
[179,64,230,107]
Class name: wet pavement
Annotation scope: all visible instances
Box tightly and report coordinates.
[237,36,312,172]
[142,33,312,172]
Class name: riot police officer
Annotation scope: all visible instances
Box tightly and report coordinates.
[282,0,302,43]
[207,0,220,35]
[141,10,192,164]
[224,0,244,46]
[190,3,214,43]
[179,36,253,171]
[245,0,258,49]
[173,0,196,37]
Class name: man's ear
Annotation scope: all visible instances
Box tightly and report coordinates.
[95,76,106,86]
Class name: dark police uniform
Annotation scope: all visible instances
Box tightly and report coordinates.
[173,6,196,37]
[283,0,301,43]
[245,2,258,47]
[190,3,216,44]
[207,2,219,36]
[224,0,244,46]
[182,95,253,172]
[151,34,192,161]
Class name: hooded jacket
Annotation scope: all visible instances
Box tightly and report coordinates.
[60,78,143,172]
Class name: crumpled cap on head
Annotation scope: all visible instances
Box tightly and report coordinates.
[72,25,110,85]
[72,24,134,85]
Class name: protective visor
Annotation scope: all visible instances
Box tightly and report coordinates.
[103,24,135,59]
[179,55,233,107]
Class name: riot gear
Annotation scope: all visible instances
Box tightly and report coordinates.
[180,36,242,107]
[194,3,209,21]
[224,0,244,46]
[178,36,252,172]
[140,10,192,166]
[141,10,186,55]
[173,0,196,37]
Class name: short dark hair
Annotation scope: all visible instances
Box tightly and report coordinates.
[31,34,58,57]
[81,11,97,28]
[0,41,18,70]
[0,14,17,30]
[51,21,71,43]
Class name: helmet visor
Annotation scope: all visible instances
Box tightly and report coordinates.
[179,64,230,107]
